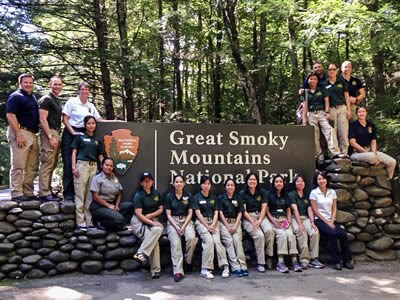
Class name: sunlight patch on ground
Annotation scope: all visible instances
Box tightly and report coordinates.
[334,275,399,295]
[136,292,229,300]
[8,286,92,300]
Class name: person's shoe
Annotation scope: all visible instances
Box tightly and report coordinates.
[266,257,273,270]
[183,261,193,273]
[334,263,342,271]
[133,252,149,267]
[310,258,325,269]
[28,195,39,200]
[333,154,350,159]
[231,269,244,277]
[222,268,230,278]
[299,261,308,270]
[256,264,266,273]
[11,195,30,202]
[276,262,289,273]
[151,272,161,279]
[40,194,60,201]
[173,273,183,282]
[343,261,354,270]
[240,269,249,276]
[292,262,303,272]
[200,269,214,279]
[76,225,87,232]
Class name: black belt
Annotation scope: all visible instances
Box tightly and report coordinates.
[206,217,213,222]
[310,109,324,114]
[248,210,260,214]
[331,104,344,108]
[20,126,38,134]
[227,218,236,223]
[78,160,97,166]
[175,215,187,220]
[72,126,85,132]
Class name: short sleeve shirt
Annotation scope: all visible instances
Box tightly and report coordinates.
[71,133,105,161]
[39,92,62,130]
[349,120,376,147]
[238,187,268,213]
[324,77,349,106]
[340,75,364,98]
[6,89,39,132]
[218,193,244,218]
[301,87,327,111]
[90,172,122,203]
[301,75,327,89]
[288,190,310,217]
[309,187,337,221]
[164,191,193,216]
[133,188,162,215]
[192,192,217,218]
[62,97,101,128]
[266,191,290,217]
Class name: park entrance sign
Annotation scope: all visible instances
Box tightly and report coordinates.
[97,123,315,199]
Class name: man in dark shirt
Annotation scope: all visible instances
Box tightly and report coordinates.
[6,74,39,201]
[38,76,63,201]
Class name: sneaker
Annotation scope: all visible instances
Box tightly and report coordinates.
[200,269,214,279]
[173,273,183,282]
[266,257,273,270]
[299,261,308,270]
[256,264,266,273]
[133,252,149,267]
[334,263,342,271]
[241,269,249,276]
[310,258,325,269]
[151,272,161,279]
[76,225,87,232]
[231,269,244,277]
[292,262,302,272]
[343,261,354,270]
[276,262,289,273]
[222,268,230,278]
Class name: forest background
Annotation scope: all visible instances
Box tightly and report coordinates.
[0,0,399,186]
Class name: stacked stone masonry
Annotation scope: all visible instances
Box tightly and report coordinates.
[0,158,398,280]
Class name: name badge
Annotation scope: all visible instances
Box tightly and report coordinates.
[83,138,91,142]
[232,200,238,205]
[199,200,206,204]
[325,85,331,89]
[277,209,284,213]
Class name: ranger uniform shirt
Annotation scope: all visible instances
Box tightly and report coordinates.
[6,89,39,132]
[339,75,364,98]
[90,171,122,203]
[238,187,268,213]
[133,188,162,215]
[192,192,217,219]
[38,92,62,130]
[324,77,349,106]
[349,119,377,148]
[71,133,105,161]
[288,190,310,217]
[164,191,193,216]
[218,193,244,219]
[267,191,290,217]
[301,87,327,111]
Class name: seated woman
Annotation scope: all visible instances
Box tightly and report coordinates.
[218,178,248,277]
[164,175,198,282]
[288,175,324,270]
[193,175,231,279]
[266,175,301,273]
[349,105,397,179]
[131,172,163,279]
[310,171,353,271]
[239,172,275,273]
[90,157,133,230]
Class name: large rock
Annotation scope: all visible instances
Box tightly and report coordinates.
[59,220,75,230]
[44,222,59,229]
[347,226,361,234]
[0,263,18,274]
[0,222,16,234]
[37,248,53,255]
[81,260,103,274]
[352,166,387,177]
[41,214,67,223]
[119,236,137,247]
[86,228,107,239]
[336,211,356,224]
[365,249,396,260]
[0,201,18,211]
[13,219,33,227]
[26,269,46,279]
[6,232,24,242]
[16,247,35,257]
[48,250,69,263]
[8,270,24,279]
[19,201,41,210]
[104,248,135,260]
[354,201,371,210]
[70,249,90,261]
[59,202,75,214]
[45,233,64,241]
[325,164,352,173]
[0,243,14,253]
[32,229,50,236]
[350,241,366,253]
[120,259,141,271]
[76,243,93,252]
[40,202,60,215]
[367,237,393,251]
[335,189,352,202]
[372,197,392,208]
[19,210,42,220]
[8,255,22,264]
[42,239,58,248]
[56,261,79,273]
[103,260,119,270]
[105,233,119,242]
[365,186,391,197]
[359,177,375,187]
[330,182,358,190]
[0,211,5,221]
[6,214,18,222]
[22,254,42,264]
[353,188,369,202]
[370,207,395,218]
[355,209,369,217]
[355,217,368,228]
[60,244,75,253]
[36,258,56,271]
[14,240,30,248]
[384,224,400,235]
[89,251,103,260]
[375,175,392,191]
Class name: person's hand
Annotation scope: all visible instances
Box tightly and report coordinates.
[72,168,79,178]
[349,96,357,104]
[229,225,237,234]
[73,131,84,136]
[297,222,305,235]
[302,119,307,126]
[49,137,58,150]
[208,224,216,234]
[311,222,318,231]
[16,134,27,148]
[252,219,260,230]
[328,221,335,229]
[346,111,351,120]
[273,219,282,229]
[153,220,163,227]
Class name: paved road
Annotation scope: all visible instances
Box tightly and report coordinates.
[0,261,399,300]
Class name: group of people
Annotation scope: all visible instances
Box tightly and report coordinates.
[299,61,396,179]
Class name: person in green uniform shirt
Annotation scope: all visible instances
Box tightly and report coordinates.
[239,172,275,273]
[301,71,340,160]
[165,175,198,282]
[193,175,230,279]
[288,175,324,270]
[266,175,301,273]
[71,115,105,231]
[90,157,134,230]
[131,172,163,279]
[218,178,247,277]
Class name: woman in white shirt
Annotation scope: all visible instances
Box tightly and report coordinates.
[310,171,353,271]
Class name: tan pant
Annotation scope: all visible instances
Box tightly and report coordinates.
[39,129,60,196]
[219,220,245,271]
[307,111,340,159]
[351,150,397,179]
[167,216,198,274]
[242,213,275,264]
[195,219,228,270]
[329,105,349,154]
[273,217,298,256]
[292,217,320,262]
[74,160,97,227]
[7,127,39,198]
[131,215,163,273]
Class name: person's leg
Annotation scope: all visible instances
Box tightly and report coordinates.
[61,129,75,199]
[83,166,97,227]
[319,113,340,157]
[195,220,214,270]
[260,217,275,258]
[232,225,247,271]
[183,221,198,265]
[22,131,39,197]
[167,221,183,275]
[212,226,229,269]
[335,225,352,263]
[91,206,124,229]
[242,219,265,265]
[304,218,320,260]
[336,106,349,154]
[292,218,310,264]
[39,129,60,197]
[218,221,240,271]
[118,201,134,226]
[377,151,397,179]
[315,219,340,264]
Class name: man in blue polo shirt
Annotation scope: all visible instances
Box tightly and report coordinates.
[6,73,40,201]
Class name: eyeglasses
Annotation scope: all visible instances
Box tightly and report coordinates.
[328,68,337,71]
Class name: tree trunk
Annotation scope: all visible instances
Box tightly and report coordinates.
[172,0,183,111]
[287,15,300,104]
[157,0,166,120]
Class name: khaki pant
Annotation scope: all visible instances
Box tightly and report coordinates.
[351,150,397,179]
[167,216,198,274]
[131,215,163,273]
[307,111,340,159]
[7,127,39,198]
[329,105,349,154]
[292,217,320,262]
[242,213,275,264]
[74,160,97,227]
[219,220,245,271]
[39,129,60,196]
[195,219,228,270]
[273,217,298,256]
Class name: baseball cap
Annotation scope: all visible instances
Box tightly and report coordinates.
[140,172,154,181]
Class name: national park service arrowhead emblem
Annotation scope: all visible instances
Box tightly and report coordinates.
[104,129,140,175]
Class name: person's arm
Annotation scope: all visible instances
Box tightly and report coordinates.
[92,191,114,209]
[310,199,333,228]
[195,209,210,230]
[349,137,368,153]
[71,148,79,178]
[286,206,292,223]
[345,91,351,120]
[355,87,366,104]
[219,210,231,231]
[324,96,332,120]
[145,205,163,219]
[6,113,26,148]
[371,139,377,154]
[166,209,180,232]
[265,204,281,229]
[39,109,58,150]
[181,208,193,232]
[135,207,158,226]
[211,210,218,229]
[232,212,242,232]
[331,198,337,223]
[302,99,308,126]
[63,114,82,135]
[307,206,317,230]
[291,203,304,231]
[114,191,121,211]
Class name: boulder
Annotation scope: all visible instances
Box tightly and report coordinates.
[325,164,352,173]
[347,226,361,234]
[89,250,103,260]
[104,247,135,260]
[26,269,46,279]
[372,197,392,208]
[365,186,391,197]
[335,189,352,202]
[384,224,400,235]
[357,232,374,242]
[120,259,141,271]
[103,260,119,270]
[359,177,375,187]
[353,188,369,202]
[367,237,393,251]
[355,217,368,228]
[36,258,56,271]
[365,249,396,260]
[40,202,60,215]
[352,166,387,177]
[16,247,35,257]
[44,222,59,229]
[0,243,14,254]
[86,228,107,239]
[354,209,368,217]
[70,249,90,261]
[19,201,41,210]
[375,175,392,191]
[8,255,22,264]
[81,260,103,274]
[23,254,42,264]
[0,222,16,234]
[354,201,371,210]
[19,210,42,220]
[48,250,69,263]
[59,202,75,214]
[370,207,395,218]
[336,211,356,224]
[5,232,23,242]
[330,182,358,190]
[349,241,366,253]
[56,261,79,273]
[119,236,137,247]
[13,219,33,227]
[0,201,18,211]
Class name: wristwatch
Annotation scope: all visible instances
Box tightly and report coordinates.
[48,133,53,139]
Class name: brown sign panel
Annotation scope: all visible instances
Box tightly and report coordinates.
[97,123,315,201]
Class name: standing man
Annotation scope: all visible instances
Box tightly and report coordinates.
[299,61,327,94]
[38,76,63,201]
[6,73,39,201]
